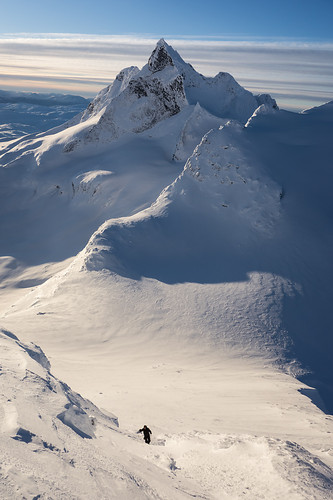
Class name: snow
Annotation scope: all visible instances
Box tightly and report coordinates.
[0,40,333,499]
[0,90,89,141]
[173,103,227,161]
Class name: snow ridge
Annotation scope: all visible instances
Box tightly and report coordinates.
[80,118,282,283]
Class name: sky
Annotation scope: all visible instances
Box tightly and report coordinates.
[0,0,333,111]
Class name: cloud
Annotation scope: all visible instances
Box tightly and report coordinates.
[0,34,332,110]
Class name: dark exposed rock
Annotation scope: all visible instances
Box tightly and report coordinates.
[116,70,126,82]
[148,44,174,73]
[128,79,148,98]
[87,101,95,114]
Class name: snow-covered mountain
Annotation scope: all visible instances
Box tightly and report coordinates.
[0,90,90,141]
[0,40,333,499]
[57,39,277,151]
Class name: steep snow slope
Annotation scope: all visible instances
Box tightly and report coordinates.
[1,327,332,499]
[243,103,333,409]
[0,328,207,499]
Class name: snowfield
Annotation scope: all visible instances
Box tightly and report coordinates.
[0,39,333,499]
[0,90,89,141]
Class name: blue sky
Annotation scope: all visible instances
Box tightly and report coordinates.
[2,0,333,40]
[0,0,333,111]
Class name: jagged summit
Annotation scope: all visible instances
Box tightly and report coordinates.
[148,39,175,73]
[67,39,277,147]
[147,39,191,76]
[0,39,276,156]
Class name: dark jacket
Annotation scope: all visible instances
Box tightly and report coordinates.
[139,426,152,442]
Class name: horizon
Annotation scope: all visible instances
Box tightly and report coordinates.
[1,0,333,111]
[0,34,332,112]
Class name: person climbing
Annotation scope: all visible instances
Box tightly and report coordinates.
[138,425,152,444]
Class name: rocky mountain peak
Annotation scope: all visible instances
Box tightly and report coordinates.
[148,39,174,73]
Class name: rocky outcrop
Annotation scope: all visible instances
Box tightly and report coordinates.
[148,42,174,73]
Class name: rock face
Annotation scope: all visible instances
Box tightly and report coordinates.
[65,39,277,149]
[148,42,174,73]
[83,71,187,142]
[127,73,185,121]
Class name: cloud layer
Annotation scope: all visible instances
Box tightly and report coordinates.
[1,34,332,111]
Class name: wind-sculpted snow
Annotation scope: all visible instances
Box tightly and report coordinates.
[1,328,217,499]
[156,432,333,499]
[173,102,227,161]
[0,329,128,497]
[184,120,281,233]
[76,102,333,416]
[82,118,282,282]
[0,328,118,438]
[2,324,332,498]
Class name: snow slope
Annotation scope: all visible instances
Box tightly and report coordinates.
[0,328,206,499]
[0,41,333,499]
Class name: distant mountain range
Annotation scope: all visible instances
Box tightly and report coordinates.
[0,89,90,141]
